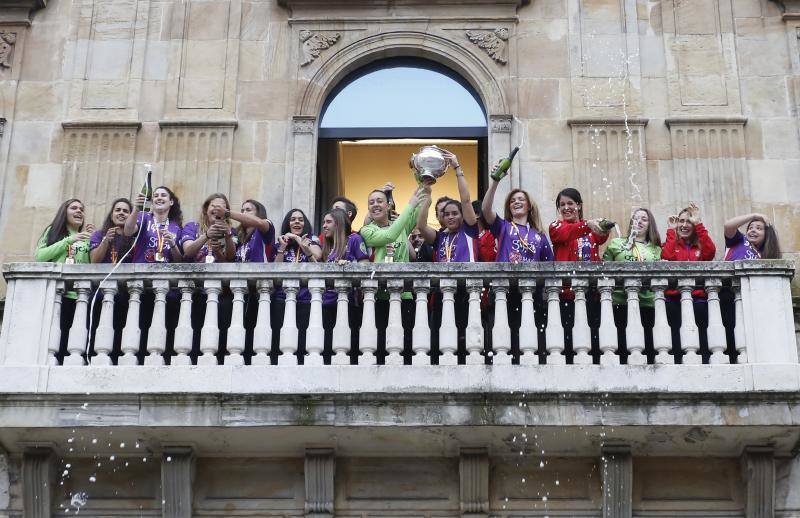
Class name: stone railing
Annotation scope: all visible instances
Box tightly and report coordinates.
[0,261,796,377]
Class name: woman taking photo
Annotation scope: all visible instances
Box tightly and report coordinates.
[90,198,133,264]
[603,208,662,363]
[230,199,274,263]
[181,193,237,263]
[124,187,184,263]
[35,198,94,264]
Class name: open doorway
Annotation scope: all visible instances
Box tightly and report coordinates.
[315,57,488,227]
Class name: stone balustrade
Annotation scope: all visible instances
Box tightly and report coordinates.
[0,261,796,377]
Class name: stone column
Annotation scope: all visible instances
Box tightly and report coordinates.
[601,444,632,518]
[289,116,318,219]
[305,448,335,518]
[489,114,514,201]
[23,447,55,518]
[742,447,775,518]
[459,448,489,517]
[0,445,10,515]
[161,446,195,518]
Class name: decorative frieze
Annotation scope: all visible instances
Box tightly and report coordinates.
[304,448,334,518]
[0,31,17,69]
[61,122,140,227]
[459,447,489,516]
[300,30,341,66]
[466,28,509,64]
[489,114,512,134]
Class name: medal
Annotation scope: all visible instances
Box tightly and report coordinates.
[155,252,164,262]
[64,257,75,265]
[205,254,215,264]
[65,243,75,264]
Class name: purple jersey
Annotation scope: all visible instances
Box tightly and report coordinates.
[323,233,371,305]
[180,221,237,263]
[89,229,132,264]
[434,223,479,263]
[490,217,554,263]
[130,212,183,263]
[724,230,761,261]
[271,236,321,303]
[235,224,275,263]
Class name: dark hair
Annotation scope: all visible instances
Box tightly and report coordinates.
[330,196,357,222]
[322,208,351,261]
[472,199,489,230]
[435,196,454,213]
[154,186,184,227]
[199,193,230,233]
[556,188,584,220]
[442,199,463,217]
[237,199,268,245]
[747,216,781,259]
[677,208,699,248]
[43,198,84,246]
[504,189,542,232]
[626,207,662,247]
[100,198,134,258]
[280,208,313,241]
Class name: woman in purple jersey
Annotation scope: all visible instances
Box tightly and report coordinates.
[181,193,237,263]
[231,199,274,263]
[723,212,781,261]
[90,198,133,264]
[481,164,553,363]
[320,208,370,363]
[124,187,184,264]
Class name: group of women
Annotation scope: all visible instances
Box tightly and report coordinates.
[35,151,782,364]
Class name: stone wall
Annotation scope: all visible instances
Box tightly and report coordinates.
[0,0,798,291]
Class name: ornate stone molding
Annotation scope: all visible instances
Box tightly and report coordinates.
[466,28,509,64]
[158,119,238,129]
[304,448,335,518]
[300,30,340,66]
[0,0,46,25]
[489,114,512,133]
[0,31,16,69]
[459,448,489,516]
[62,120,142,129]
[664,116,748,128]
[568,117,649,127]
[293,115,316,134]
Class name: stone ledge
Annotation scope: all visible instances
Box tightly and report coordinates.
[567,118,649,127]
[158,119,239,128]
[61,120,142,129]
[665,116,748,127]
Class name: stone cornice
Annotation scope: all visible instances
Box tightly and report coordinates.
[0,0,46,25]
[158,119,238,128]
[279,0,529,7]
[665,116,748,127]
[61,120,142,130]
[568,117,649,127]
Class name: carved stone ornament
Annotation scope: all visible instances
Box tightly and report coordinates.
[466,28,509,65]
[490,115,513,133]
[0,32,18,69]
[292,116,316,134]
[300,30,341,67]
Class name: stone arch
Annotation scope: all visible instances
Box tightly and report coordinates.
[298,30,509,119]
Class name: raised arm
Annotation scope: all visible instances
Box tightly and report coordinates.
[481,178,500,227]
[441,150,476,227]
[724,213,769,239]
[123,194,145,237]
[415,190,437,244]
[360,188,424,247]
[228,210,271,235]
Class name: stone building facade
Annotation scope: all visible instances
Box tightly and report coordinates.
[0,0,799,517]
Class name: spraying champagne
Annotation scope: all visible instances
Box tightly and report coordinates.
[137,164,153,212]
[490,146,520,182]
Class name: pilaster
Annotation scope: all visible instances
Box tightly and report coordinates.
[22,447,55,518]
[459,447,489,517]
[161,446,195,518]
[743,446,775,518]
[305,448,335,518]
[602,444,632,518]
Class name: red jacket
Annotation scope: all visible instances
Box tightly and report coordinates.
[549,219,608,262]
[478,230,497,262]
[661,223,716,298]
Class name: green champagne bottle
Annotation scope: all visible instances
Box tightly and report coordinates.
[490,146,520,182]
[136,168,153,212]
[598,218,616,232]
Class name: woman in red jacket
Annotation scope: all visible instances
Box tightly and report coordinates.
[661,203,717,363]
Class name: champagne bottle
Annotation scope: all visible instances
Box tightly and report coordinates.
[598,218,616,232]
[137,166,153,212]
[490,146,520,182]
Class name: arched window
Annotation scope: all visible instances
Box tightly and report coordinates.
[317,58,488,228]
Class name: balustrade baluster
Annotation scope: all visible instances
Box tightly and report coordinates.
[650,279,672,364]
[92,281,118,366]
[198,280,222,366]
[278,279,300,365]
[518,279,537,365]
[624,279,646,365]
[47,282,66,366]
[678,278,701,364]
[544,278,565,365]
[173,280,195,366]
[119,280,143,366]
[225,280,248,366]
[144,280,169,366]
[597,278,618,366]
[359,279,379,366]
[705,279,727,364]
[733,279,747,363]
[491,279,512,365]
[465,279,484,365]
[64,281,92,366]
[411,279,431,366]
[305,279,326,366]
[331,279,351,366]
[385,279,405,366]
[571,279,592,365]
[438,279,458,366]
[252,280,273,366]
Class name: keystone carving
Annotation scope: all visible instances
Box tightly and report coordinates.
[0,32,18,69]
[300,30,341,66]
[466,28,509,64]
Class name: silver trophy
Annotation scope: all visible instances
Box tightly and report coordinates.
[410,145,449,184]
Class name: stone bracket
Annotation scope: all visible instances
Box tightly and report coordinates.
[23,446,55,518]
[742,446,775,518]
[601,443,632,518]
[459,447,489,516]
[161,445,195,518]
[305,448,335,517]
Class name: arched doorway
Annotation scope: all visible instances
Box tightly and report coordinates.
[316,57,488,228]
